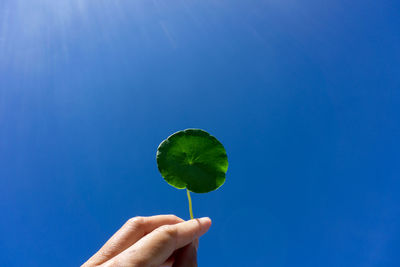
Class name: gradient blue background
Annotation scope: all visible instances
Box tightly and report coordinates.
[1,0,399,266]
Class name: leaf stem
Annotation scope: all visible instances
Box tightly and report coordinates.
[186,189,194,220]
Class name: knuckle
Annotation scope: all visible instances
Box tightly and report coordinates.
[161,225,177,236]
[126,216,145,229]
[165,214,183,222]
[157,224,178,241]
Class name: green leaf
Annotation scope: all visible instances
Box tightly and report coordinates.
[156,129,228,193]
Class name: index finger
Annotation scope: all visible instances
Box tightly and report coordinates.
[83,215,183,266]
[114,217,212,267]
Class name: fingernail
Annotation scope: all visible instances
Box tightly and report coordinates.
[198,217,211,224]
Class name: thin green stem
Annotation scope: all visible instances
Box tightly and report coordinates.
[186,189,194,220]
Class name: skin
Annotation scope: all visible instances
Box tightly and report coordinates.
[82,215,212,267]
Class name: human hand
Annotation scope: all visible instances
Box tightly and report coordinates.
[82,215,212,267]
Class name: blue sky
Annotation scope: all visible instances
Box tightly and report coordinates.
[1,0,399,266]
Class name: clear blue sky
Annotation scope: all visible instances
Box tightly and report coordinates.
[1,0,399,266]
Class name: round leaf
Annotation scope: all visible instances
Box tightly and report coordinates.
[156,129,228,193]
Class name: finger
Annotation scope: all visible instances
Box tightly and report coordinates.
[114,217,211,267]
[160,258,175,267]
[86,215,183,266]
[172,242,197,267]
[161,253,176,267]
